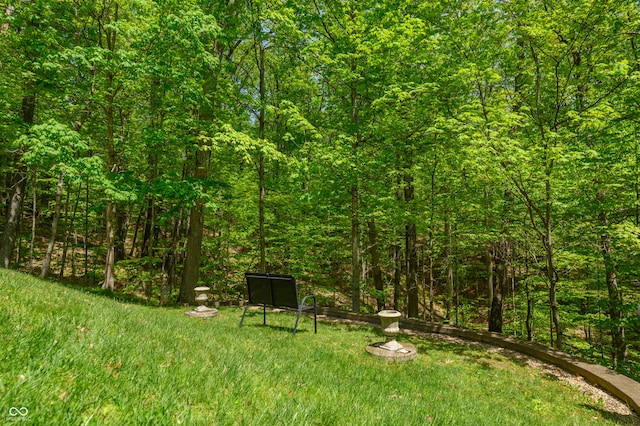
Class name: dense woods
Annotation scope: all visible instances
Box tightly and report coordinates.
[1,0,639,378]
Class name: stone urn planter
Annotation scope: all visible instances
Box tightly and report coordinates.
[366,310,417,361]
[185,286,218,318]
[378,309,403,351]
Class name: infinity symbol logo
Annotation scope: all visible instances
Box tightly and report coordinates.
[9,407,28,417]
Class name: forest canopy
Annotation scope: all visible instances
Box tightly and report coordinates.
[1,0,639,378]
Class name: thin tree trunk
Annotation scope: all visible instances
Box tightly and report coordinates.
[115,206,128,262]
[83,176,89,279]
[444,212,454,322]
[103,102,117,290]
[367,219,384,311]
[141,200,153,259]
[489,240,509,333]
[393,233,401,311]
[487,245,494,304]
[130,205,144,258]
[349,51,360,312]
[145,199,156,301]
[599,211,628,366]
[258,43,266,273]
[545,179,562,348]
[103,200,117,290]
[1,91,35,268]
[41,171,65,278]
[405,169,418,318]
[28,172,36,273]
[101,2,119,291]
[1,174,27,270]
[351,183,360,312]
[428,233,434,321]
[60,182,79,278]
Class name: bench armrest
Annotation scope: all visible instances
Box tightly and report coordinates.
[300,294,316,309]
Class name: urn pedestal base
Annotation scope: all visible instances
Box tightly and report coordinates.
[366,341,417,361]
[366,309,417,361]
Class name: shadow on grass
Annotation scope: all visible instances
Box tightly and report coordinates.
[579,404,640,425]
[49,275,184,309]
[238,310,316,335]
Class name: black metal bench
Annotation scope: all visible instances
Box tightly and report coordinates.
[239,272,317,336]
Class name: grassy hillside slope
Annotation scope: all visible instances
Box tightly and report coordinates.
[0,269,633,425]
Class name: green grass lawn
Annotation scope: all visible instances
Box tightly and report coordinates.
[0,269,634,425]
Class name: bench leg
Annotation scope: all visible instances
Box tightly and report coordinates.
[293,308,302,336]
[293,296,317,336]
[313,298,317,334]
[239,304,250,328]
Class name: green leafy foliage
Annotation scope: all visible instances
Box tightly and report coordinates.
[0,0,639,380]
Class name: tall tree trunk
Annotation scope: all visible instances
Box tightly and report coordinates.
[164,210,184,304]
[102,107,117,291]
[404,170,418,318]
[180,198,205,305]
[41,171,65,278]
[393,233,401,311]
[60,182,80,278]
[599,211,628,367]
[489,240,509,333]
[83,177,89,279]
[489,190,513,333]
[486,245,494,304]
[367,219,384,311]
[349,50,361,312]
[179,137,210,305]
[350,183,360,312]
[140,200,152,259]
[258,43,267,272]
[1,173,26,269]
[144,199,156,301]
[526,278,534,341]
[428,232,435,321]
[103,200,117,290]
[1,91,35,268]
[28,172,37,273]
[101,2,119,291]
[427,142,438,321]
[444,212,454,322]
[114,207,128,262]
[544,177,562,349]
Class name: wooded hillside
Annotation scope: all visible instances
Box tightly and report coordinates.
[1,0,639,378]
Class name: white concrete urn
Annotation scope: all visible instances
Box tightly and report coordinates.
[185,286,218,318]
[378,309,403,351]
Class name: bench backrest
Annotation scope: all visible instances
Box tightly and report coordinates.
[245,272,299,309]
